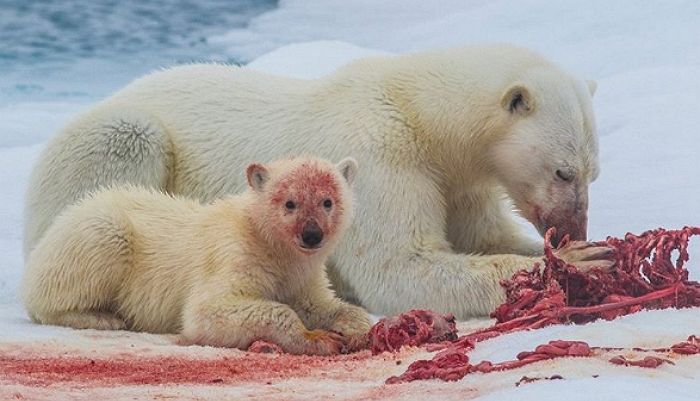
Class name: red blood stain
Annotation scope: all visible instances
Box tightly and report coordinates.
[0,350,373,387]
[247,340,284,354]
[270,163,340,207]
[270,162,344,239]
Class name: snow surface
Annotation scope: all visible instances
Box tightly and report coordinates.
[1,0,700,400]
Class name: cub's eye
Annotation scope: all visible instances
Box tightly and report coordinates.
[285,201,296,210]
[323,199,333,209]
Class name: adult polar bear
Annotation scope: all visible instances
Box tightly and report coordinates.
[25,44,609,319]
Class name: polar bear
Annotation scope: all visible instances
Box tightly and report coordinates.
[23,157,371,354]
[24,44,612,319]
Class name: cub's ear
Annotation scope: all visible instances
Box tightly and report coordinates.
[586,80,597,97]
[336,157,358,186]
[246,163,269,192]
[501,83,534,115]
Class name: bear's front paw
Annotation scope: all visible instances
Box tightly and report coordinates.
[554,240,615,272]
[302,329,345,355]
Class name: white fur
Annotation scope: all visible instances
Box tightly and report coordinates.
[23,158,371,355]
[24,44,600,318]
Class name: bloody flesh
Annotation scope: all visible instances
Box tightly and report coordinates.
[248,340,284,354]
[492,226,700,328]
[368,309,458,355]
[386,226,700,383]
[387,335,700,384]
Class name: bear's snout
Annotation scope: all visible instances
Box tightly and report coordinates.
[544,211,588,245]
[301,220,324,248]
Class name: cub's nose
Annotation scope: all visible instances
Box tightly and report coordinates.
[301,221,324,248]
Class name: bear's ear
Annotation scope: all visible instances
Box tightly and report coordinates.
[586,80,597,97]
[336,157,358,186]
[246,163,269,192]
[501,83,534,116]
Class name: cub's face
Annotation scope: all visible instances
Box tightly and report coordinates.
[246,157,357,256]
[491,71,599,245]
[269,165,346,254]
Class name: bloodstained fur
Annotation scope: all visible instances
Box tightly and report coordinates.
[270,161,345,240]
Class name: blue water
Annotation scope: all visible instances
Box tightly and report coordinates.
[0,0,277,105]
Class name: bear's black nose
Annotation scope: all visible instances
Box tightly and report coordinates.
[301,221,323,248]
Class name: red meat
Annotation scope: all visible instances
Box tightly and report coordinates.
[368,309,458,354]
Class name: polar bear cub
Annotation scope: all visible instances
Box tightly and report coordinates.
[23,156,370,355]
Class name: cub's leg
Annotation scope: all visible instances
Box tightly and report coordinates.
[24,107,173,257]
[182,293,344,355]
[41,311,126,330]
[292,272,372,352]
[23,202,133,330]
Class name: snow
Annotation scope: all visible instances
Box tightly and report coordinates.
[1,0,700,399]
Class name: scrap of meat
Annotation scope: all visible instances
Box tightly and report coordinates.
[386,340,591,384]
[368,309,458,354]
[608,355,672,368]
[388,335,700,384]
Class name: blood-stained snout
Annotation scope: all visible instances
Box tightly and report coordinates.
[535,182,589,245]
[301,220,324,249]
[488,72,600,247]
[275,168,344,254]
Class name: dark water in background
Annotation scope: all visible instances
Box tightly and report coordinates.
[0,0,277,104]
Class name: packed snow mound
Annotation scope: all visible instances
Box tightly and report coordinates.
[248,40,389,79]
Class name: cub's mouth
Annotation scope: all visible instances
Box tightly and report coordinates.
[299,243,323,251]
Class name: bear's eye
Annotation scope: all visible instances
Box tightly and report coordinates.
[285,200,296,210]
[323,199,333,209]
[555,168,575,183]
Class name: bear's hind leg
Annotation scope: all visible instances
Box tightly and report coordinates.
[24,107,174,257]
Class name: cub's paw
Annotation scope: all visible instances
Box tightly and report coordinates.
[341,333,370,353]
[302,329,344,355]
[331,307,372,334]
[48,311,127,331]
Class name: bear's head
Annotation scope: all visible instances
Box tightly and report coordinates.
[246,156,357,258]
[489,68,599,245]
[390,46,599,245]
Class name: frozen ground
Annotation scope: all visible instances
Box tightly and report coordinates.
[1,0,699,400]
